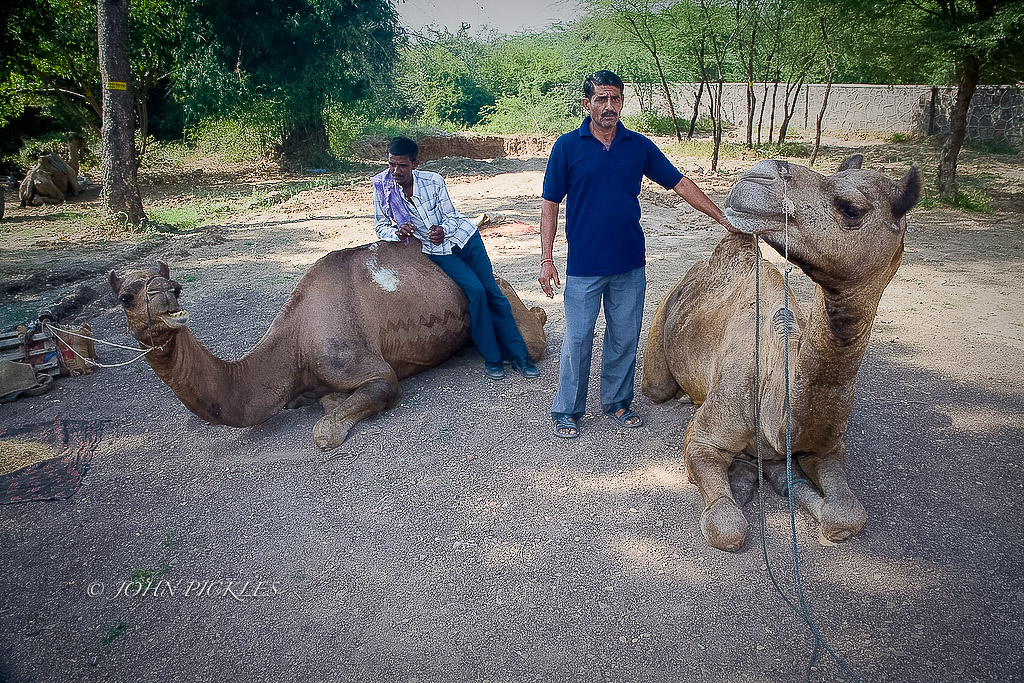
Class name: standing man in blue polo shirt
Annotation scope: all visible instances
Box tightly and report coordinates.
[538,70,732,438]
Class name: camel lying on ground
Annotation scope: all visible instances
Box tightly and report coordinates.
[642,155,919,551]
[19,153,80,206]
[110,241,548,449]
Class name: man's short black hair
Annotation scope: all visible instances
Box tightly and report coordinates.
[583,70,625,99]
[388,136,418,161]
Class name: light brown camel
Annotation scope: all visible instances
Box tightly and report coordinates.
[19,153,80,207]
[110,241,548,449]
[642,155,919,551]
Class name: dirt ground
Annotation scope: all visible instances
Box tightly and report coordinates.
[0,133,1022,682]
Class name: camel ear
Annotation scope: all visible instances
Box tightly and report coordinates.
[109,269,123,295]
[838,154,863,172]
[157,260,170,279]
[892,167,921,220]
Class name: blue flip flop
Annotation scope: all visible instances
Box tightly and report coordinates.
[606,407,643,428]
[552,414,579,439]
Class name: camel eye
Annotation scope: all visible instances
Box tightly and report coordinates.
[119,293,134,306]
[836,200,865,227]
[839,203,862,219]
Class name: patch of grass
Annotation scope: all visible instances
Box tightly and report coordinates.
[964,138,1018,155]
[101,622,127,646]
[663,138,809,162]
[475,92,575,136]
[884,132,910,143]
[130,565,171,582]
[622,113,698,137]
[665,139,724,158]
[950,188,992,213]
[754,142,811,159]
[147,200,235,231]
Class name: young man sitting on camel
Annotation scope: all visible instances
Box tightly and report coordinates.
[372,136,538,381]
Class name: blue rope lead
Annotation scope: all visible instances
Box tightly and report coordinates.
[753,235,860,682]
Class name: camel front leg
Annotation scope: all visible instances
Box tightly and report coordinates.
[762,459,826,522]
[313,377,400,450]
[797,443,866,542]
[684,416,748,552]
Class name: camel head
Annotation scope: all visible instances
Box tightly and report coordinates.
[109,260,190,345]
[725,155,920,291]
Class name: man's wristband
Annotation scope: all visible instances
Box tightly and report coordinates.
[540,258,554,266]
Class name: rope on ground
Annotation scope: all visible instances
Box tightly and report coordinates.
[44,322,156,368]
[752,171,860,681]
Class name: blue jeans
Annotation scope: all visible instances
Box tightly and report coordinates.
[551,267,646,419]
[428,231,528,365]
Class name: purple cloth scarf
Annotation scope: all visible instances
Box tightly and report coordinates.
[372,169,413,229]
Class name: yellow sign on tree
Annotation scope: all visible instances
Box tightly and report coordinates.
[106,81,127,91]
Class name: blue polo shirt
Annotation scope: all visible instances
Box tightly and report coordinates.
[542,117,683,277]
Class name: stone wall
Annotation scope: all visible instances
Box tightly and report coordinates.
[623,83,1023,148]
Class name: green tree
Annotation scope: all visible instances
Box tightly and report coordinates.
[590,0,686,140]
[398,29,493,127]
[2,0,187,168]
[841,0,1024,200]
[180,0,399,166]
[477,33,565,98]
[2,0,102,135]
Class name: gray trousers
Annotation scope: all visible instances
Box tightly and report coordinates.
[551,267,646,419]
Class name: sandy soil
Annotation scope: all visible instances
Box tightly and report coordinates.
[0,134,1022,682]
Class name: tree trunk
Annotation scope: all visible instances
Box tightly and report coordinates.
[757,79,769,145]
[711,75,724,171]
[688,39,708,140]
[688,79,705,140]
[768,71,780,144]
[809,73,833,167]
[778,76,804,145]
[745,82,756,149]
[68,135,83,175]
[137,81,149,162]
[653,53,682,141]
[280,115,331,170]
[937,54,980,202]
[742,25,758,149]
[98,0,145,226]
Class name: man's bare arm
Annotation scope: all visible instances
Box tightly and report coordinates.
[538,199,561,298]
[673,176,736,231]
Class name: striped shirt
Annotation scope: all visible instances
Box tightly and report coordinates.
[373,169,477,256]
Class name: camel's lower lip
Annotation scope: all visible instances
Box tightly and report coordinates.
[160,310,190,327]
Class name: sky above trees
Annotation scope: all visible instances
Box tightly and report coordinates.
[397,0,582,34]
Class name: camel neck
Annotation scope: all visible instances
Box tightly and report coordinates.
[786,284,885,438]
[144,327,296,427]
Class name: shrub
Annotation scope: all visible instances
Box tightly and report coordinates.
[951,188,992,213]
[754,142,810,158]
[475,92,576,135]
[622,113,692,137]
[964,138,1018,155]
[186,114,280,164]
